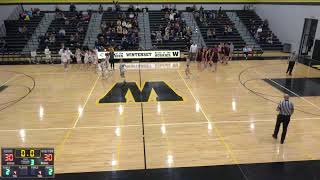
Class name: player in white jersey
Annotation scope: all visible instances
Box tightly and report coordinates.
[119,59,126,83]
[44,46,52,64]
[59,48,69,71]
[83,50,90,70]
[75,48,83,69]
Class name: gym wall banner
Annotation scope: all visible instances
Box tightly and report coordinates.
[98,50,181,59]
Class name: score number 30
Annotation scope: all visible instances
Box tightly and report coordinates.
[5,154,14,161]
[44,154,53,162]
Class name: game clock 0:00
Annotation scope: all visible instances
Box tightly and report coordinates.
[1,148,54,178]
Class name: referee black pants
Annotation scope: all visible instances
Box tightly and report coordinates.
[286,61,295,75]
[273,114,291,143]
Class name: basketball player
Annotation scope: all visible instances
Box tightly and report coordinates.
[119,59,126,83]
[196,46,203,70]
[218,43,224,63]
[66,48,73,65]
[44,46,52,64]
[83,50,90,70]
[109,47,115,70]
[59,48,69,71]
[224,43,230,64]
[202,48,208,68]
[185,63,192,79]
[205,47,212,69]
[75,48,83,69]
[211,45,219,72]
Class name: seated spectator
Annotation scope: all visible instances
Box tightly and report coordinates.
[99,4,103,14]
[212,28,216,39]
[164,12,169,20]
[19,12,27,20]
[117,19,121,26]
[58,28,66,37]
[123,28,128,36]
[224,25,228,35]
[82,11,90,22]
[122,20,127,27]
[156,31,162,44]
[70,34,75,45]
[169,11,175,21]
[24,14,30,21]
[101,21,107,31]
[65,19,70,26]
[27,10,33,18]
[70,3,76,12]
[227,26,233,35]
[267,33,273,44]
[19,26,28,35]
[49,33,56,44]
[116,25,123,36]
[207,29,213,39]
[163,31,170,41]
[77,25,84,33]
[129,12,135,19]
[256,26,262,38]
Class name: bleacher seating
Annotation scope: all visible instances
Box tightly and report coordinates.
[236,10,283,51]
[195,10,246,52]
[149,11,191,51]
[97,11,139,50]
[38,11,90,53]
[4,13,44,52]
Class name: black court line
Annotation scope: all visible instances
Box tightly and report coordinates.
[0,85,8,93]
[138,60,147,170]
[49,160,320,180]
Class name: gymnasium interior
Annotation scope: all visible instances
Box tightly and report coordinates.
[0,0,320,179]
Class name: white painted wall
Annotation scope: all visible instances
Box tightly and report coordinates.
[0,5,19,36]
[254,4,320,53]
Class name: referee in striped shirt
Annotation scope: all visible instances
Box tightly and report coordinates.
[272,94,294,144]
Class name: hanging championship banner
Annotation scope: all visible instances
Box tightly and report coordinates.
[98,50,180,59]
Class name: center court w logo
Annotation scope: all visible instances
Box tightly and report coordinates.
[99,81,183,103]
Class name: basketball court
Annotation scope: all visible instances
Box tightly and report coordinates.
[1,60,320,177]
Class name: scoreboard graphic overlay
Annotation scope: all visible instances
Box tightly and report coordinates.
[1,148,54,178]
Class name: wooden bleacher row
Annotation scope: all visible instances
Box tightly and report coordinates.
[37,11,90,53]
[149,11,191,51]
[4,13,44,52]
[236,10,283,51]
[99,11,139,50]
[195,10,254,53]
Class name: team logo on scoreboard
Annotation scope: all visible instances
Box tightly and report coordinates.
[99,81,183,103]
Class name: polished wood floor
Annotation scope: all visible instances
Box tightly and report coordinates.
[0,60,320,174]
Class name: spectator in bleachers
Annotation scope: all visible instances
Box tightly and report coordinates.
[27,10,33,18]
[224,25,228,35]
[19,12,27,20]
[32,8,40,16]
[49,33,56,44]
[207,29,213,39]
[58,28,66,38]
[267,33,273,44]
[70,3,76,12]
[156,31,162,44]
[82,11,90,22]
[113,0,121,12]
[99,4,103,14]
[227,25,233,35]
[24,14,30,21]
